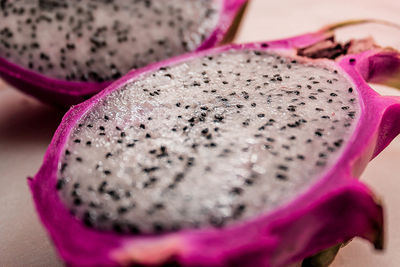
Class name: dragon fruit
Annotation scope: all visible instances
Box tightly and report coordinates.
[0,0,247,107]
[29,21,400,267]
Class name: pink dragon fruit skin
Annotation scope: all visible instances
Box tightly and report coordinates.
[29,23,400,267]
[0,0,248,107]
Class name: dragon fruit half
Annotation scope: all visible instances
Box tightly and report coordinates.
[0,0,247,107]
[29,21,400,267]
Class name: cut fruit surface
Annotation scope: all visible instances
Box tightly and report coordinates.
[0,0,248,106]
[58,50,360,234]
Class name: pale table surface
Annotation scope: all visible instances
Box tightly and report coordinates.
[1,0,400,266]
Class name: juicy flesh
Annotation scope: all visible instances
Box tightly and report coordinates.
[57,50,360,234]
[0,0,220,82]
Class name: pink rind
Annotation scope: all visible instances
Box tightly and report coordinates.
[0,57,110,107]
[30,41,400,266]
[338,53,400,162]
[0,0,248,107]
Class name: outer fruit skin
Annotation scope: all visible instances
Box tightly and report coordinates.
[0,0,248,107]
[29,24,400,267]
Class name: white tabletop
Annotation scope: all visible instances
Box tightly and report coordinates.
[1,0,400,266]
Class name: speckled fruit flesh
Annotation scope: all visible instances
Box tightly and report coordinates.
[0,0,248,107]
[30,22,400,267]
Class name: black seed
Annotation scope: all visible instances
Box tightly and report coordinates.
[128,224,141,234]
[107,190,120,201]
[83,216,93,228]
[174,173,184,182]
[263,144,271,149]
[117,207,128,214]
[113,223,123,233]
[297,154,305,160]
[214,114,224,121]
[153,223,164,233]
[327,146,336,152]
[73,198,82,206]
[56,179,65,190]
[66,43,75,50]
[98,181,107,194]
[233,204,246,219]
[315,131,323,137]
[282,144,290,150]
[230,187,243,195]
[167,183,176,189]
[276,174,287,180]
[154,203,165,210]
[334,139,343,147]
[71,189,79,197]
[244,178,254,185]
[348,112,356,118]
[277,165,288,171]
[149,177,158,183]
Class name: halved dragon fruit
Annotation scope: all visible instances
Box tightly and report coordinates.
[30,21,400,267]
[0,0,247,107]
